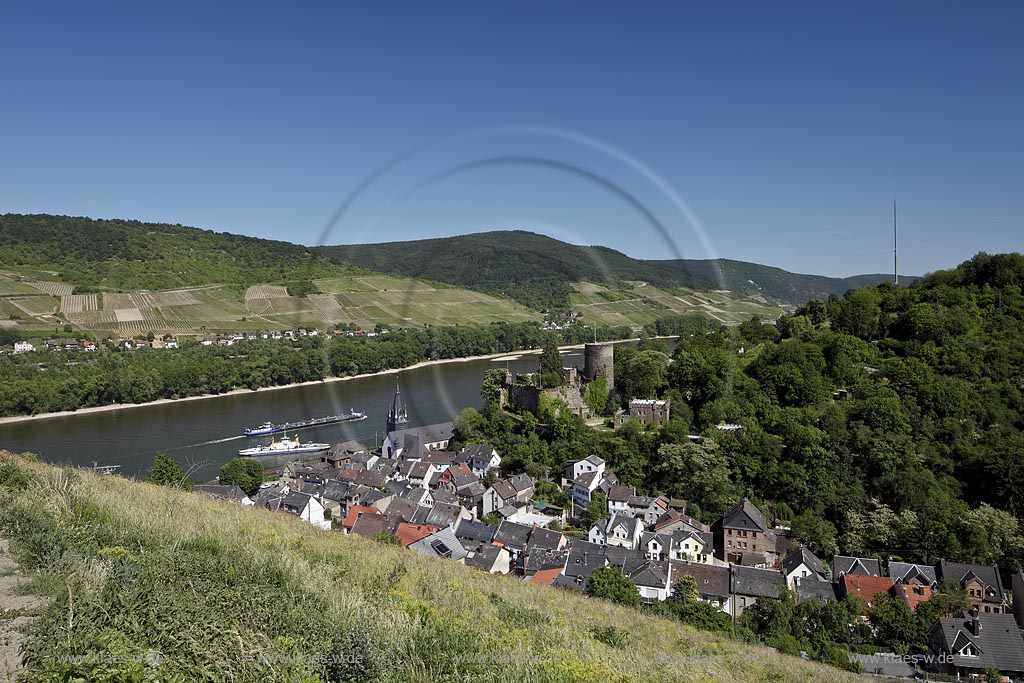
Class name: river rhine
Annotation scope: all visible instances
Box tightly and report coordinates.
[0,350,588,480]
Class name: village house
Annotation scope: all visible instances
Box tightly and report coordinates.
[408,527,468,563]
[671,561,732,613]
[892,582,935,613]
[839,574,895,616]
[795,577,837,605]
[937,559,1009,614]
[13,341,34,354]
[588,514,644,550]
[888,561,938,588]
[460,444,501,478]
[669,529,712,564]
[927,609,1024,680]
[626,494,670,526]
[625,558,673,603]
[782,546,828,590]
[731,565,785,618]
[569,455,616,509]
[606,485,634,516]
[832,555,883,579]
[712,498,778,568]
[465,544,510,574]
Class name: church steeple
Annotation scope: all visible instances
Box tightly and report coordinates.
[387,384,407,432]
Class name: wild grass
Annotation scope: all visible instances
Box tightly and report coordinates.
[0,452,861,682]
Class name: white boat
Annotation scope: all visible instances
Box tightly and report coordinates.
[238,433,331,457]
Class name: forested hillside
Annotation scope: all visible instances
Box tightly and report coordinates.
[323,230,907,310]
[652,258,913,306]
[0,214,361,290]
[456,252,1024,576]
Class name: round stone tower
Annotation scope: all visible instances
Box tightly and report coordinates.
[583,342,614,390]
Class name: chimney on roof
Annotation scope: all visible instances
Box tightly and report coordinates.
[969,607,982,636]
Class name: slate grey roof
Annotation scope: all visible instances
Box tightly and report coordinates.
[425,503,463,528]
[607,485,635,503]
[795,577,837,605]
[783,546,826,578]
[937,560,1006,604]
[350,514,390,539]
[654,509,710,533]
[465,544,504,572]
[641,532,674,552]
[421,451,456,465]
[888,561,937,586]
[452,473,480,490]
[720,498,770,534]
[384,497,421,520]
[670,561,730,600]
[362,489,387,507]
[573,471,599,489]
[585,455,605,467]
[321,480,354,502]
[408,527,468,562]
[833,555,883,578]
[354,470,386,488]
[526,526,565,552]
[931,612,1024,673]
[627,495,656,509]
[431,488,458,505]
[401,434,425,460]
[624,559,670,589]
[509,473,533,493]
[281,491,314,514]
[524,548,569,574]
[494,520,532,549]
[461,444,496,461]
[731,565,785,598]
[563,546,607,581]
[454,519,496,545]
[387,422,454,448]
[384,479,408,497]
[491,480,517,501]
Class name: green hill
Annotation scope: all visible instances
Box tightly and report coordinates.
[322,230,914,309]
[0,213,362,291]
[0,453,858,683]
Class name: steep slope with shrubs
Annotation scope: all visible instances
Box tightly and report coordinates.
[0,452,859,683]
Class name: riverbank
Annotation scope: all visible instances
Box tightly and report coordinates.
[0,338,663,426]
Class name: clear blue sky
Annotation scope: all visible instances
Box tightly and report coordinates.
[1,2,1021,277]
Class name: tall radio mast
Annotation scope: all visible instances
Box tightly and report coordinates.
[893,198,899,285]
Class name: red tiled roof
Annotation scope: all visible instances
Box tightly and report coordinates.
[395,522,439,548]
[893,583,935,613]
[529,567,563,586]
[842,574,895,608]
[343,505,381,530]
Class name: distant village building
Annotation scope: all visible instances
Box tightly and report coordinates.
[614,399,671,428]
[13,341,34,354]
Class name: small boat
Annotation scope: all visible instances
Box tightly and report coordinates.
[238,433,331,457]
[242,410,367,436]
[244,421,277,436]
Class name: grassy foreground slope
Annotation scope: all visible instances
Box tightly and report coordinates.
[0,453,858,683]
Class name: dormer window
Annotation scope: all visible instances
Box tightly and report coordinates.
[960,644,977,658]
